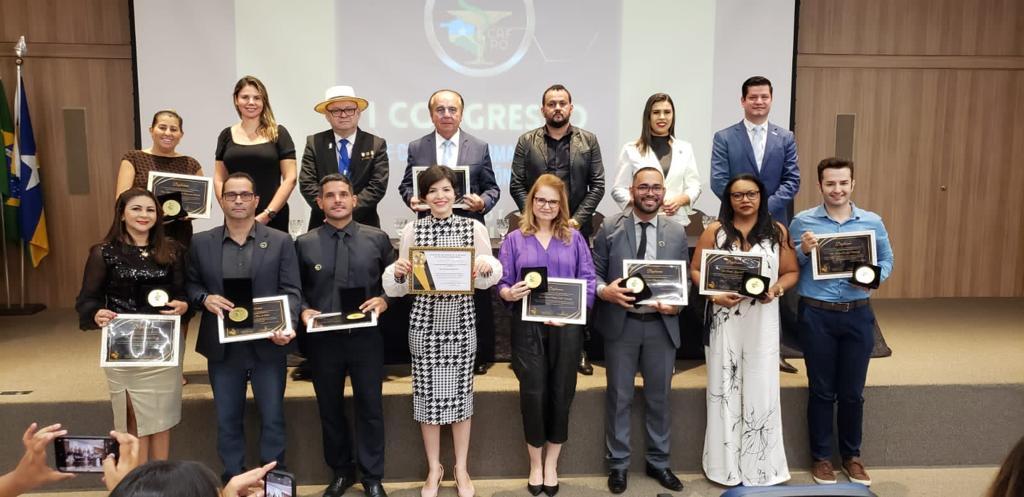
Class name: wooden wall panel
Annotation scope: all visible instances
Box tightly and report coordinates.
[0,0,132,308]
[799,0,1024,56]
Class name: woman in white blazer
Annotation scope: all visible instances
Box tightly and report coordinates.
[612,93,702,225]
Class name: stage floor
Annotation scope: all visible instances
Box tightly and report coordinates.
[1,298,1022,405]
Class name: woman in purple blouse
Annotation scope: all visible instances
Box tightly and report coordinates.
[498,174,596,496]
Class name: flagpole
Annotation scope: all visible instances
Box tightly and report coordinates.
[15,38,24,309]
[0,192,8,308]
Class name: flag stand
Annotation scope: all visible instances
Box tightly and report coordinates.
[0,37,45,316]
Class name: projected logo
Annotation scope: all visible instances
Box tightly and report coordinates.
[424,0,535,77]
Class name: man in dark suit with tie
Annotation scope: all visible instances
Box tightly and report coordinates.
[399,89,500,374]
[710,75,802,374]
[300,85,389,230]
[592,167,685,494]
[186,172,301,484]
[510,84,605,238]
[295,174,394,497]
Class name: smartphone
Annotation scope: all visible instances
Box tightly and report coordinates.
[54,436,119,473]
[265,470,296,497]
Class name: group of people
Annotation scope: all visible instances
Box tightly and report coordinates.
[73,74,895,497]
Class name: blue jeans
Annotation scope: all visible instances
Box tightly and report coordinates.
[798,302,875,461]
[208,344,288,482]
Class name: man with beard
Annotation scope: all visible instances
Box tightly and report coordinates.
[511,84,606,375]
[591,167,685,494]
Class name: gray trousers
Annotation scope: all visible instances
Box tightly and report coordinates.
[604,315,677,470]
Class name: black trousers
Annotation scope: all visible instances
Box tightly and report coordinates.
[510,320,582,448]
[307,328,385,482]
[474,288,495,364]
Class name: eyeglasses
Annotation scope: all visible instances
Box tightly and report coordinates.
[223,192,255,202]
[533,197,560,208]
[327,107,358,118]
[729,190,761,201]
[433,106,460,116]
[634,184,665,194]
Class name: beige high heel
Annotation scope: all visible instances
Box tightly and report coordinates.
[421,465,444,497]
[454,466,476,497]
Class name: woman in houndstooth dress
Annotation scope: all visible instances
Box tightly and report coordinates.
[384,165,501,497]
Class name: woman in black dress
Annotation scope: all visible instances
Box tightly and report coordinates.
[214,75,296,232]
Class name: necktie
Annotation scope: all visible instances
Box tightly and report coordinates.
[333,230,349,291]
[637,222,651,259]
[441,139,454,167]
[752,126,764,169]
[338,138,351,177]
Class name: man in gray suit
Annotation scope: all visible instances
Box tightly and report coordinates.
[592,167,685,494]
[186,171,301,483]
[398,89,500,374]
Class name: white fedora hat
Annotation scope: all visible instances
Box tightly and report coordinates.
[313,85,368,114]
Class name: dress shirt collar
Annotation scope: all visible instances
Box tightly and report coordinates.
[631,212,659,230]
[434,129,461,147]
[543,124,574,140]
[743,118,768,134]
[333,129,357,145]
[221,223,256,242]
[322,220,358,239]
[810,202,864,223]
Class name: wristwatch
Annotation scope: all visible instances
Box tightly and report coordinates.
[264,208,277,220]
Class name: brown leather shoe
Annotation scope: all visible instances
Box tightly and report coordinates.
[842,457,872,486]
[811,459,837,485]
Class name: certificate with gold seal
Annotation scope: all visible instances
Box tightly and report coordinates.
[522,277,587,325]
[622,259,687,306]
[811,230,876,280]
[100,314,180,368]
[408,246,475,295]
[217,295,293,343]
[147,171,214,219]
[699,249,766,296]
[309,311,378,333]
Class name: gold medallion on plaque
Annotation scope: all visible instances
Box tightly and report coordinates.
[228,307,249,322]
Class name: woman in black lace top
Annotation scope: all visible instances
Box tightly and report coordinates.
[75,188,189,463]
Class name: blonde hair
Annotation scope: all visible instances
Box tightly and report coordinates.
[232,75,279,142]
[520,174,573,244]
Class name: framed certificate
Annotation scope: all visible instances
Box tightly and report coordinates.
[411,165,471,208]
[522,277,587,325]
[218,295,293,343]
[147,171,214,219]
[811,230,877,280]
[100,314,180,368]
[308,311,379,333]
[408,246,475,295]
[699,249,766,296]
[622,259,688,306]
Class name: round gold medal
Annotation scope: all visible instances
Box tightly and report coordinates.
[346,312,366,320]
[147,289,169,307]
[854,266,876,284]
[162,199,182,217]
[744,277,766,296]
[228,307,249,322]
[524,271,542,289]
[625,276,645,293]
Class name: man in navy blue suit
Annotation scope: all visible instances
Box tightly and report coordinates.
[710,76,800,227]
[399,89,500,375]
[710,76,802,373]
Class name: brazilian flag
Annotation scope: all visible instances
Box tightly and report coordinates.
[0,79,17,243]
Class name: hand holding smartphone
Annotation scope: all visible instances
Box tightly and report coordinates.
[54,436,119,473]
[265,470,296,497]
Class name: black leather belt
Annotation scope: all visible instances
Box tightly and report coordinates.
[801,297,870,313]
[626,312,660,321]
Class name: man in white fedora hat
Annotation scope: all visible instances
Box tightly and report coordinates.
[300,85,390,230]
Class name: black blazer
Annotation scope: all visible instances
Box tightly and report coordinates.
[294,221,396,315]
[510,126,605,236]
[299,128,389,229]
[185,223,302,362]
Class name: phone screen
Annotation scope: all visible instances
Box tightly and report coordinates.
[54,436,119,473]
[264,470,295,497]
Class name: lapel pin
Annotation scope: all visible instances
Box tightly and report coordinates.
[658,240,666,247]
[314,263,322,271]
[259,241,268,249]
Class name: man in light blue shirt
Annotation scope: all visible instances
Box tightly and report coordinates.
[789,157,893,488]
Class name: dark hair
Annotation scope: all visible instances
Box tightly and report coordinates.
[150,110,183,130]
[741,76,773,98]
[718,173,784,250]
[988,435,1024,497]
[428,89,464,111]
[109,460,221,497]
[222,171,256,193]
[232,75,279,142]
[416,165,457,201]
[816,157,855,183]
[632,166,664,182]
[318,173,353,197]
[103,188,176,265]
[635,93,674,156]
[542,84,572,104]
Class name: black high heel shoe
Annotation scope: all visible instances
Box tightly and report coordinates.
[527,482,543,496]
[542,484,559,496]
